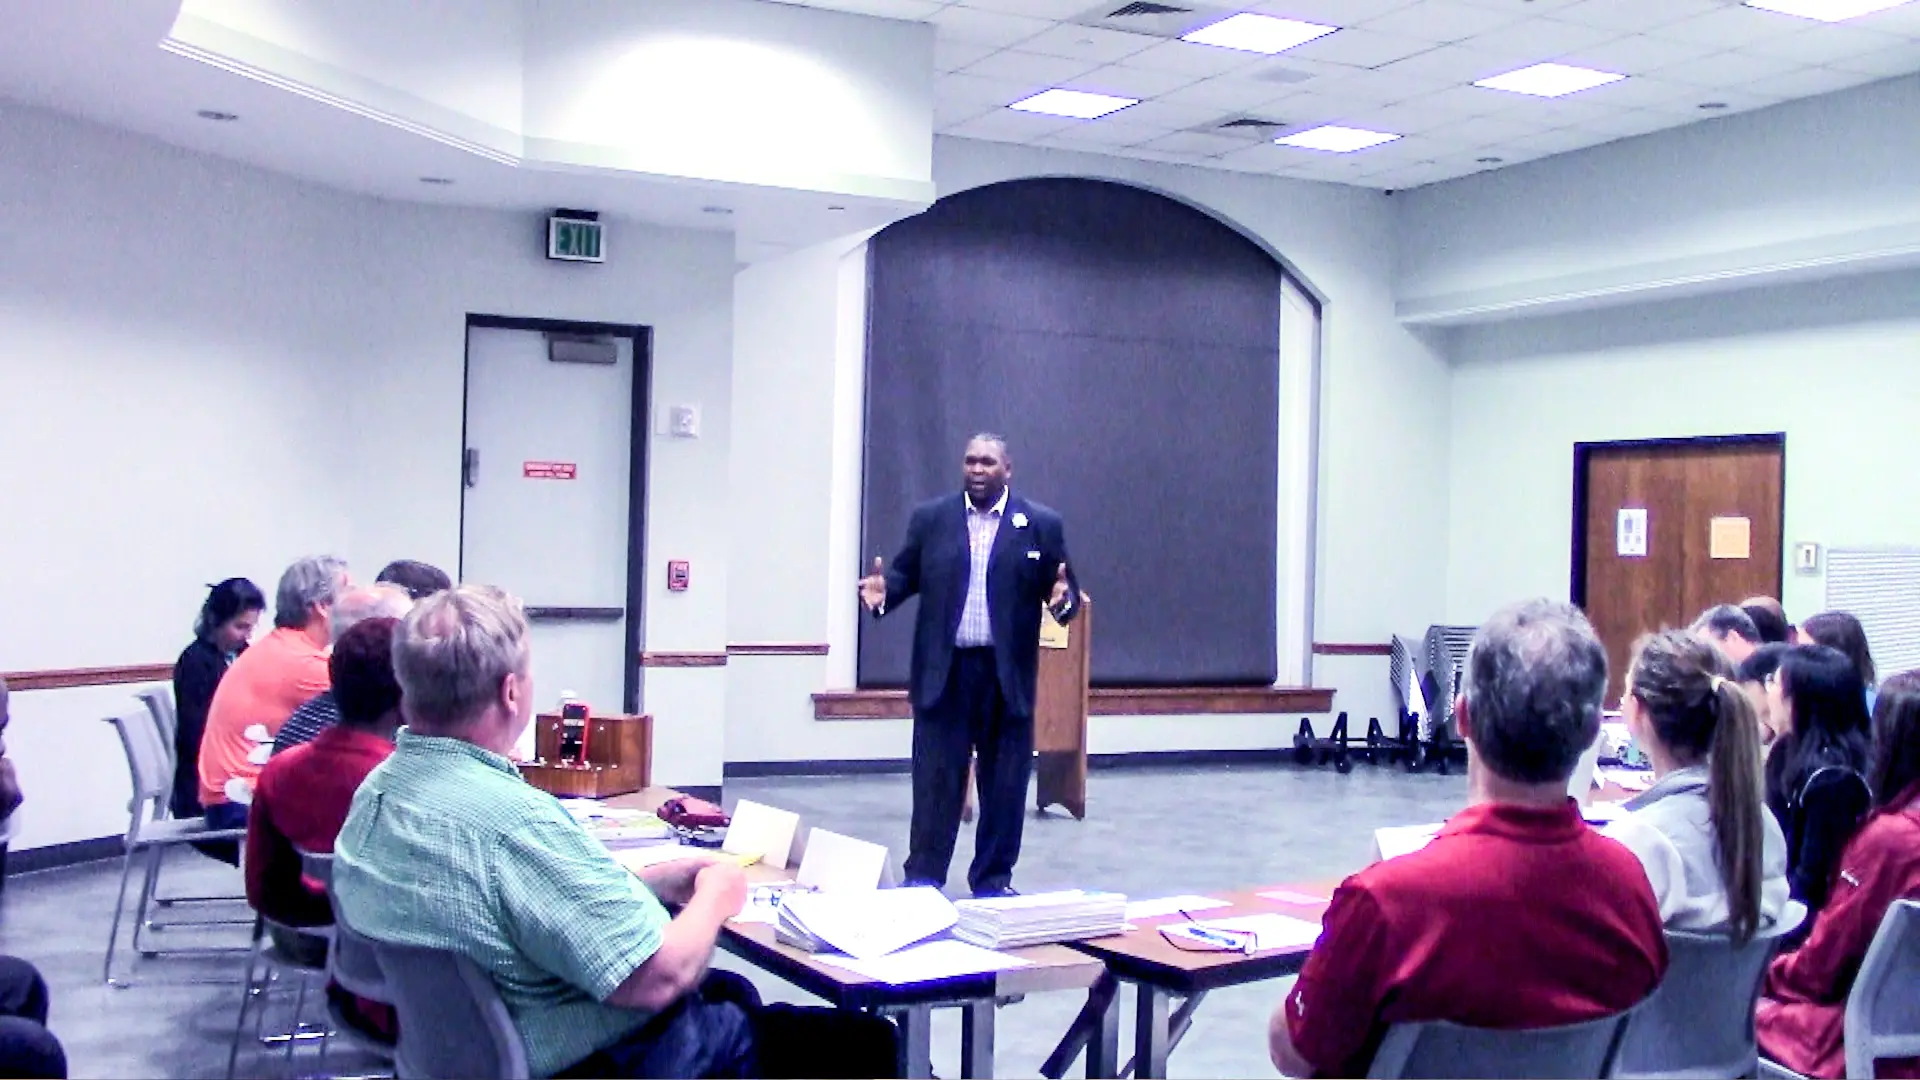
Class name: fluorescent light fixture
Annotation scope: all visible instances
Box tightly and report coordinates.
[1181,13,1338,55]
[1275,125,1400,153]
[1474,62,1625,98]
[1745,0,1915,20]
[1008,88,1137,119]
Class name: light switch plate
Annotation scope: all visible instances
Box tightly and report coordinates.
[1794,542,1820,574]
[669,404,700,438]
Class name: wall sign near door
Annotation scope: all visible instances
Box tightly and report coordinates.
[1617,507,1649,558]
[524,461,577,480]
[1709,516,1752,560]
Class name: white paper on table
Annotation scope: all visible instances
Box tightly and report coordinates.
[1198,913,1322,951]
[723,800,802,870]
[795,829,889,892]
[614,844,711,871]
[1598,767,1655,792]
[778,887,957,961]
[1124,895,1231,921]
[1372,823,1442,863]
[816,939,1031,985]
[1258,890,1329,906]
[1580,800,1629,825]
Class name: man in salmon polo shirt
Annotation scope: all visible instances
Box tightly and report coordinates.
[198,555,350,840]
[1270,599,1668,1078]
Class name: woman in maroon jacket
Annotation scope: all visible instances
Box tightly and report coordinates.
[1757,670,1920,1079]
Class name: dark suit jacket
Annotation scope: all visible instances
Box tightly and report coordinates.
[876,491,1080,719]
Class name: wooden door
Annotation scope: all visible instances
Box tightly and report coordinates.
[1575,437,1784,704]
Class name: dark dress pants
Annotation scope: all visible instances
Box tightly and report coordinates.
[905,647,1035,895]
[556,970,897,1078]
[0,956,65,1078]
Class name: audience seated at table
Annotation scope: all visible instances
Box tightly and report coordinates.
[270,584,412,756]
[1798,611,1879,711]
[1269,599,1667,1079]
[197,556,351,840]
[372,558,452,602]
[1758,670,1920,1079]
[1604,629,1788,936]
[1764,645,1874,939]
[170,577,264,818]
[1744,596,1795,646]
[1693,604,1764,667]
[333,585,898,1079]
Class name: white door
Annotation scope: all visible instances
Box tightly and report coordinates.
[461,325,636,758]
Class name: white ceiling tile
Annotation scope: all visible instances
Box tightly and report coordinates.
[1850,3,1920,38]
[1122,39,1270,76]
[1508,126,1610,154]
[1453,0,1587,11]
[791,0,947,18]
[1139,130,1258,156]
[1371,43,1523,82]
[1739,24,1909,65]
[1572,108,1691,137]
[1552,0,1723,34]
[1553,34,1721,75]
[1249,0,1422,26]
[1300,69,1454,105]
[1423,113,1556,148]
[1827,39,1920,75]
[1410,83,1543,117]
[1064,64,1204,100]
[1502,93,1638,127]
[960,49,1103,86]
[928,5,1053,47]
[955,0,1101,18]
[935,39,1001,72]
[1455,18,1625,61]
[1014,24,1160,65]
[1040,117,1174,147]
[1341,98,1487,133]
[936,71,1038,105]
[1571,74,1715,110]
[1640,87,1789,116]
[942,108,1078,142]
[1741,64,1883,97]
[1649,7,1808,49]
[934,97,998,126]
[1283,27,1444,68]
[1252,89,1368,126]
[1652,51,1802,90]
[1113,97,1245,129]
[1155,76,1297,111]
[1358,1,1527,44]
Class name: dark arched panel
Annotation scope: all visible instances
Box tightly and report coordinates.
[860,177,1281,689]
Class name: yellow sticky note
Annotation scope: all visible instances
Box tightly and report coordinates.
[1709,516,1751,560]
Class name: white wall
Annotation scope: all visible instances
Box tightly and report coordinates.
[1443,268,1920,629]
[724,135,1455,765]
[1396,74,1920,322]
[0,101,735,850]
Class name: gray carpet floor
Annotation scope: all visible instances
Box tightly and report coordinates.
[0,761,1467,1078]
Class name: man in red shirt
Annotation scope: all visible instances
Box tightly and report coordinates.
[1271,599,1668,1078]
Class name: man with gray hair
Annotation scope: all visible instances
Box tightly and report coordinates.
[271,584,414,756]
[1271,600,1668,1078]
[335,585,896,1078]
[1692,603,1762,665]
[198,556,351,835]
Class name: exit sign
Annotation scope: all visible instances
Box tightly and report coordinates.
[548,214,604,263]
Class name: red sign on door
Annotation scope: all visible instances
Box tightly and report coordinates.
[523,461,577,480]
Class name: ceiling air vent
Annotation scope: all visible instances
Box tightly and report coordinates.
[1106,2,1193,17]
[1214,116,1286,139]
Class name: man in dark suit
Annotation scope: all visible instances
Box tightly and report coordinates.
[860,434,1081,896]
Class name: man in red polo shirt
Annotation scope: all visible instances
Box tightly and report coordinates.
[1271,599,1667,1078]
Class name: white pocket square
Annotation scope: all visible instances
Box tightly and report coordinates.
[1026,550,1041,560]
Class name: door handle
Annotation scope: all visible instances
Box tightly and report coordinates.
[463,447,480,489]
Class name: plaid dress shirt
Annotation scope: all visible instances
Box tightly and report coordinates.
[333,729,670,1077]
[955,488,1006,647]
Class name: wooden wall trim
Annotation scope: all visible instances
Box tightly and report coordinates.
[639,652,729,668]
[3,664,174,691]
[725,643,830,657]
[1311,642,1394,657]
[813,685,1335,721]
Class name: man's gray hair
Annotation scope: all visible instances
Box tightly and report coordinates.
[1463,599,1609,785]
[329,585,414,644]
[1691,603,1760,644]
[392,584,530,730]
[274,556,350,629]
[966,432,1010,458]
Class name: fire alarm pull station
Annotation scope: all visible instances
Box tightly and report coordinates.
[668,560,690,591]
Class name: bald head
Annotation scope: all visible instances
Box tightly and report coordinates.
[329,584,414,644]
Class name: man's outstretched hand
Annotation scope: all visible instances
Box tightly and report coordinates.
[1049,562,1072,614]
[859,556,887,612]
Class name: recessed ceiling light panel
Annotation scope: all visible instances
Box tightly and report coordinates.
[1275,125,1400,153]
[1745,0,1915,21]
[1008,88,1138,119]
[1180,13,1339,55]
[1474,62,1625,98]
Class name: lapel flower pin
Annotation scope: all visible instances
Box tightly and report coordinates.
[1011,512,1029,528]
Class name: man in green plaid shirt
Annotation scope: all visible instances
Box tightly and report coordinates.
[334,585,896,1078]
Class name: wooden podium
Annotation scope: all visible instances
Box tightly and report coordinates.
[518,712,652,799]
[1034,595,1091,818]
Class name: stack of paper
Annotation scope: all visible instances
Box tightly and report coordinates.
[951,890,1127,949]
[563,801,673,850]
[775,887,957,959]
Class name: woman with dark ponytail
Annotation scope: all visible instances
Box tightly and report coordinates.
[1606,630,1788,941]
[171,578,265,818]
